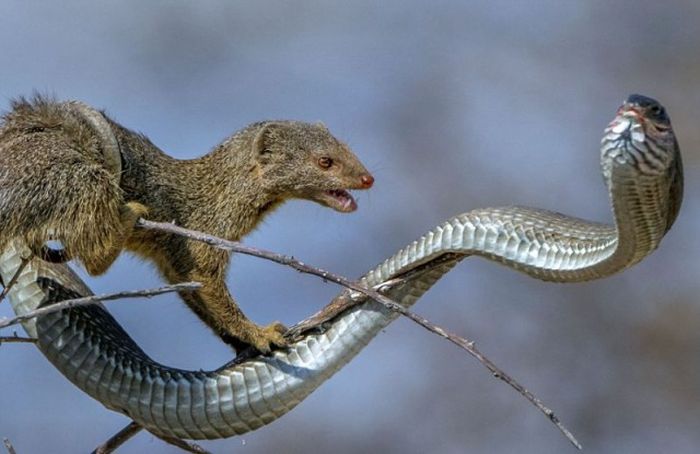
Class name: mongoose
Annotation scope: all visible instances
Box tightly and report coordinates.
[0,96,374,353]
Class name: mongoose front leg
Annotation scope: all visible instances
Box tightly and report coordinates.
[184,274,288,354]
[82,201,149,276]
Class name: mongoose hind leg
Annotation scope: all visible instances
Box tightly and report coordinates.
[82,202,148,276]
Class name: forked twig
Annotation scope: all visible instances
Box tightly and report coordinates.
[92,423,212,454]
[0,282,201,331]
[137,219,582,449]
[92,421,210,454]
[0,223,580,449]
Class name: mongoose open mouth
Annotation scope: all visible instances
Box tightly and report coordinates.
[313,189,357,213]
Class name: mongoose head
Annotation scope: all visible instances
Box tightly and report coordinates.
[251,121,374,212]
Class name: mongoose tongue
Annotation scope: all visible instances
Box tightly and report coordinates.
[325,189,357,212]
[310,172,372,213]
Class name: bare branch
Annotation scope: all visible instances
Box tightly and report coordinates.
[92,422,142,454]
[402,309,580,448]
[2,438,16,454]
[152,434,210,454]
[137,219,581,449]
[93,423,210,454]
[3,269,208,453]
[0,282,201,331]
[0,256,30,304]
[0,334,36,345]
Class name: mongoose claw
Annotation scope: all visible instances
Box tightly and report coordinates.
[268,321,288,335]
[249,321,289,354]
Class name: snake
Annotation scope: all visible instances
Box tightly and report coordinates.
[0,94,682,440]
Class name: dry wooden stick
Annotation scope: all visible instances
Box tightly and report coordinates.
[0,282,201,331]
[154,434,210,454]
[137,219,582,449]
[0,335,36,345]
[92,422,142,454]
[92,422,210,454]
[0,224,580,448]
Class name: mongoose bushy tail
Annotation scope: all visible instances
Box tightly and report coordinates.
[0,95,374,353]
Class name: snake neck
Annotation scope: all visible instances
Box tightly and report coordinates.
[374,162,676,285]
[604,163,678,275]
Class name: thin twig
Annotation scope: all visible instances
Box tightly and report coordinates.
[152,434,210,454]
[93,422,210,454]
[0,256,30,304]
[2,438,17,454]
[137,219,582,449]
[92,422,142,454]
[0,282,201,331]
[405,312,580,447]
[0,335,36,345]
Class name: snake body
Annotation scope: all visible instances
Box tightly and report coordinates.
[0,95,682,440]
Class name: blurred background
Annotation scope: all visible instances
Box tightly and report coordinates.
[1,1,700,453]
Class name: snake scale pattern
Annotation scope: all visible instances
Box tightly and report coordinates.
[0,94,683,440]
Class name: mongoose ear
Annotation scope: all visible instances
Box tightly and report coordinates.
[315,121,329,131]
[252,122,284,161]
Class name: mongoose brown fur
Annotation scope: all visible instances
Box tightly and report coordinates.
[0,95,374,353]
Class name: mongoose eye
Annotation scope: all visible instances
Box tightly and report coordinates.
[318,156,333,169]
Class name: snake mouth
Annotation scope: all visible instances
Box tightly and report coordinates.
[607,113,645,144]
[311,189,358,213]
[603,106,672,176]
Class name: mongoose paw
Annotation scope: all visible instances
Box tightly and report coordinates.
[122,201,149,223]
[248,321,289,354]
[268,321,288,335]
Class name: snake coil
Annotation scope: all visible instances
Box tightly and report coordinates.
[0,94,682,440]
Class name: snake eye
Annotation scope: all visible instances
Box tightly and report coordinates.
[649,104,666,119]
[318,156,333,169]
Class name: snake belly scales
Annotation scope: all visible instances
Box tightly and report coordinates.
[0,94,683,439]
